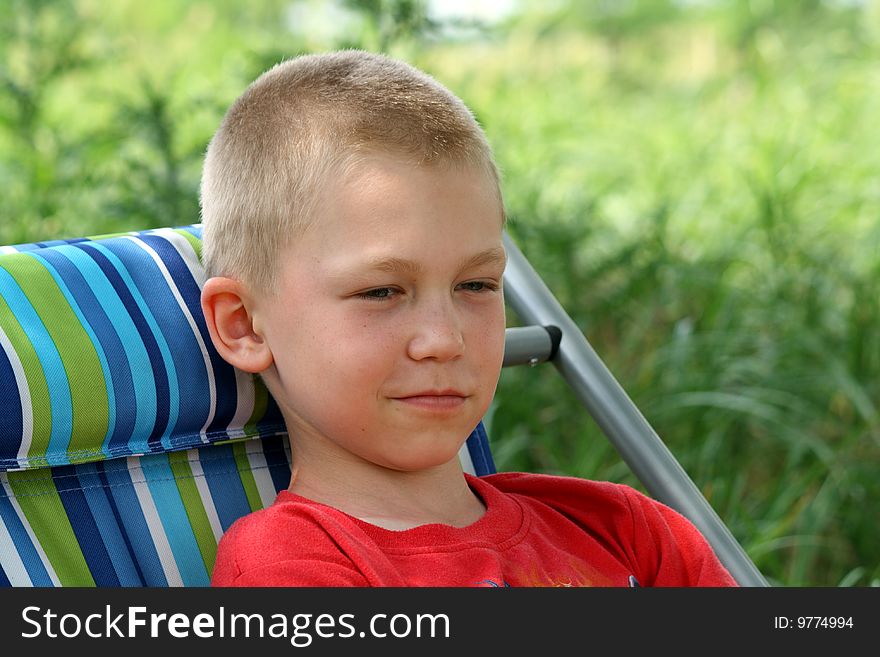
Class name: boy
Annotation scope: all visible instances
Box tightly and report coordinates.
[200,50,736,587]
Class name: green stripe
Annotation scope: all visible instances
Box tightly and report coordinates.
[84,231,130,241]
[243,374,269,436]
[215,374,273,446]
[232,441,265,513]
[174,229,202,261]
[3,254,108,462]
[0,275,52,463]
[168,451,217,573]
[7,469,96,586]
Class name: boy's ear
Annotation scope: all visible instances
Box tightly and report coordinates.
[201,277,273,373]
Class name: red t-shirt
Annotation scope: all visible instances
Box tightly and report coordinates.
[211,472,737,587]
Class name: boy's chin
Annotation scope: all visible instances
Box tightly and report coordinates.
[369,443,468,474]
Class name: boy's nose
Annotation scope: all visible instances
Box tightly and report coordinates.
[406,299,465,362]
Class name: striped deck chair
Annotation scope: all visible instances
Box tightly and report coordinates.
[0,225,496,586]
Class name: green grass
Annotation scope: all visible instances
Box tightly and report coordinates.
[1,0,877,586]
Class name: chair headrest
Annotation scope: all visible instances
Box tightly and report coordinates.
[0,225,287,472]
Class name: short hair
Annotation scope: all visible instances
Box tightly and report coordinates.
[200,49,502,295]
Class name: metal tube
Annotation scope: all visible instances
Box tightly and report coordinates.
[502,232,768,587]
[503,326,555,367]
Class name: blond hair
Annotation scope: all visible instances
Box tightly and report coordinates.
[200,49,501,294]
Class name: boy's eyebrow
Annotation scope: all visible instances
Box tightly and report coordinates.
[460,246,507,271]
[361,246,507,275]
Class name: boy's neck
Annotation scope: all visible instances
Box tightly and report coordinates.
[287,455,486,531]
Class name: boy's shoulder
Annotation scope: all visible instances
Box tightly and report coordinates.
[221,489,368,545]
[212,491,374,586]
[219,491,324,547]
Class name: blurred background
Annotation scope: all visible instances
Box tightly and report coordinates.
[1,0,878,587]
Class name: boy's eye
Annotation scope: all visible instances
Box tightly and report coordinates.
[357,287,397,300]
[457,281,498,292]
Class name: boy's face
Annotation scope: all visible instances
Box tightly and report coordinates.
[255,154,506,472]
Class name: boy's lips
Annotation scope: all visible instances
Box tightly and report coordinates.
[392,390,468,411]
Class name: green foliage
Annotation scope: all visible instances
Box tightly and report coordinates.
[1,0,878,587]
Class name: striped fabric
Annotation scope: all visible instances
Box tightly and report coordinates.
[0,224,495,586]
[0,225,287,470]
[0,435,292,586]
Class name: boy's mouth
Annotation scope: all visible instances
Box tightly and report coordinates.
[392,390,468,411]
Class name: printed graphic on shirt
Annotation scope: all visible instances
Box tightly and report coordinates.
[476,560,626,587]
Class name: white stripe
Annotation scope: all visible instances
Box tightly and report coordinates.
[129,456,184,587]
[245,439,282,508]
[458,442,476,476]
[187,450,224,542]
[0,325,34,465]
[125,235,217,442]
[155,227,255,436]
[228,369,256,438]
[0,476,61,586]
[0,476,33,585]
[0,246,19,255]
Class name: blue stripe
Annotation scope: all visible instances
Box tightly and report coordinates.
[138,234,240,435]
[179,225,203,240]
[260,436,292,495]
[95,463,146,585]
[0,265,72,465]
[197,444,252,531]
[29,250,117,459]
[52,466,120,586]
[57,245,148,455]
[101,460,168,586]
[140,455,210,586]
[75,462,143,586]
[34,238,89,249]
[0,563,9,587]
[75,242,171,451]
[89,241,180,449]
[467,421,496,476]
[105,238,205,445]
[0,338,23,460]
[0,483,53,586]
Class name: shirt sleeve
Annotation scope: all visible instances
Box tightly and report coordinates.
[620,485,738,587]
